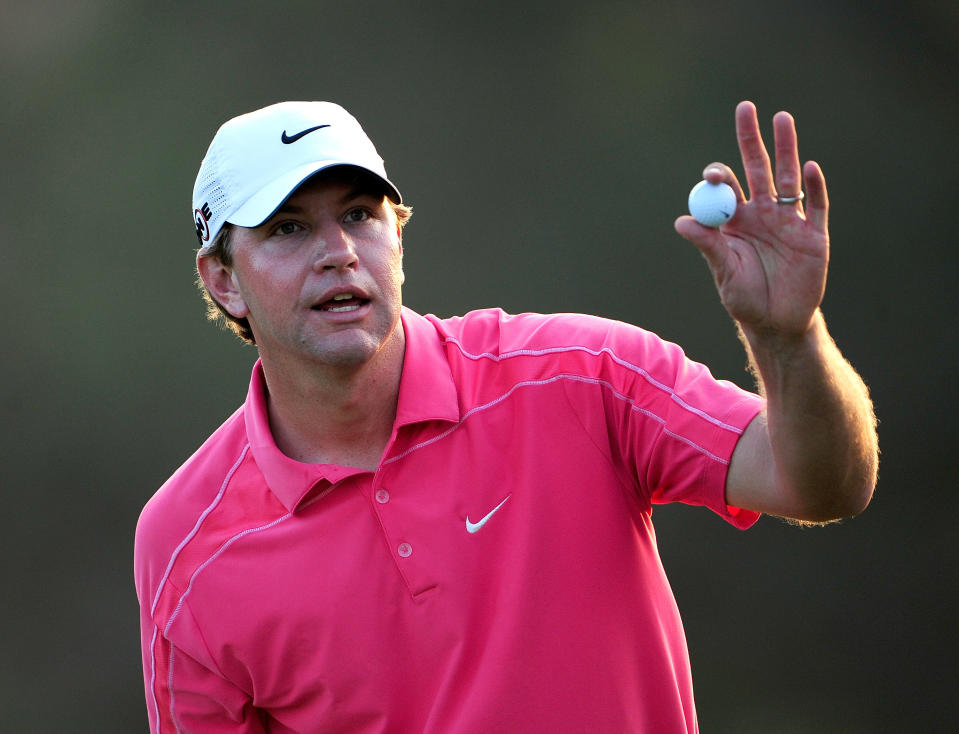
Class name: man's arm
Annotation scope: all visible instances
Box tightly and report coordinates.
[675,101,878,523]
[143,626,267,733]
[725,312,878,522]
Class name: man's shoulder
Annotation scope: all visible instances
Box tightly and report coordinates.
[134,406,249,592]
[414,307,708,405]
[424,308,652,356]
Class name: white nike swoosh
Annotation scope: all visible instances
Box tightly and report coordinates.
[466,494,512,534]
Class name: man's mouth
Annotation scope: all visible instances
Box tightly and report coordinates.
[314,293,369,313]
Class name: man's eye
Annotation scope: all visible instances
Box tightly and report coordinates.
[274,221,301,236]
[345,208,370,223]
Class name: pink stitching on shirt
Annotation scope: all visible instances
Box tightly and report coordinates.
[162,511,295,731]
[165,512,295,637]
[442,337,745,434]
[384,373,727,467]
[151,454,335,731]
[168,643,180,733]
[149,443,250,733]
[150,444,251,615]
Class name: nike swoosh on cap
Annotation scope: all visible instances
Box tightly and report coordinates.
[281,124,331,144]
[466,494,512,534]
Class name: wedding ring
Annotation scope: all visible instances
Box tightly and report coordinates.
[776,191,805,204]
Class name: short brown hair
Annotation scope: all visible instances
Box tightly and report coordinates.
[196,171,411,345]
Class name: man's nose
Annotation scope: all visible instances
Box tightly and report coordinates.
[312,227,358,272]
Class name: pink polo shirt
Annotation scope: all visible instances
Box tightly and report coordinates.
[135,307,764,733]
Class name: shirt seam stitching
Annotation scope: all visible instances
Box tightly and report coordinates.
[441,337,746,434]
[148,443,251,732]
[557,377,641,501]
[385,373,730,467]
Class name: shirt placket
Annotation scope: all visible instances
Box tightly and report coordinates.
[370,460,438,598]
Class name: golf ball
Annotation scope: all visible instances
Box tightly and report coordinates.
[688,180,737,228]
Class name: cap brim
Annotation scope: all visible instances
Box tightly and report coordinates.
[228,160,402,228]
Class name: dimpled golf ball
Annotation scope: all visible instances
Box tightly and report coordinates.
[688,180,737,228]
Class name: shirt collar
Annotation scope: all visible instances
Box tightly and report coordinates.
[244,306,460,512]
[394,307,460,427]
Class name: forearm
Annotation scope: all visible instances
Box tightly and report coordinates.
[739,310,878,521]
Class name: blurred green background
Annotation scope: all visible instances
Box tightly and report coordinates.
[2,1,956,731]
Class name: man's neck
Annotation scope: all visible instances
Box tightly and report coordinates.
[258,333,406,472]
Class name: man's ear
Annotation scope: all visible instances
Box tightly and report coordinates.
[196,255,250,318]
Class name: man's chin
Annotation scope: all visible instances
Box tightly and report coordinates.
[312,347,378,369]
[302,328,400,370]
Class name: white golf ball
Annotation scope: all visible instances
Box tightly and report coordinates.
[688,180,737,228]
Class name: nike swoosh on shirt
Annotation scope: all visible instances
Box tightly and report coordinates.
[466,494,512,534]
[281,124,330,144]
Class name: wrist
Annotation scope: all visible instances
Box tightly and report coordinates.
[738,311,835,396]
[740,310,827,361]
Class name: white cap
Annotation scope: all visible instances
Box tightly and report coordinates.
[192,101,401,246]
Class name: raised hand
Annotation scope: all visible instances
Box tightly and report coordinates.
[675,101,830,340]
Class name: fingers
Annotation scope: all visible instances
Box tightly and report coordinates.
[773,111,803,200]
[674,215,728,273]
[735,101,775,202]
[733,102,826,219]
[695,103,828,232]
[803,160,829,232]
[703,162,746,203]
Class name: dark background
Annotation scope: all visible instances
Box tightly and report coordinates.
[2,1,956,731]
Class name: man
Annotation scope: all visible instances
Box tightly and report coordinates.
[135,100,878,732]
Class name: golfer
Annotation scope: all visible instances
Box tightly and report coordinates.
[135,100,878,733]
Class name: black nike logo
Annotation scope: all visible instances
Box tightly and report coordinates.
[281,124,330,144]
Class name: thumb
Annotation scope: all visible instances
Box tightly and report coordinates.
[674,215,729,273]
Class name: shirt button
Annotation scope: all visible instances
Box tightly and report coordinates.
[375,489,390,504]
[397,542,412,558]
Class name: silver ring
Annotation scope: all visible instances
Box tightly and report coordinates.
[776,191,805,204]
